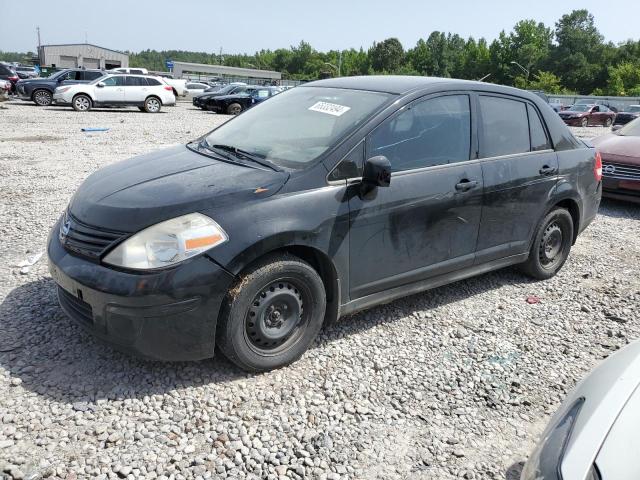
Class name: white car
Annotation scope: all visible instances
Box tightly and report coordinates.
[53,74,176,113]
[521,339,640,480]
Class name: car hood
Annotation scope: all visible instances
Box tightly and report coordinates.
[591,134,640,163]
[68,145,289,232]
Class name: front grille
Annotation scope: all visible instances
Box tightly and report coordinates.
[60,213,127,260]
[58,287,93,325]
[602,161,640,180]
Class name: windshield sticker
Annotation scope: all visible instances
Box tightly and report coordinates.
[308,101,351,117]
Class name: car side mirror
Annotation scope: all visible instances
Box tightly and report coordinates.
[612,124,623,132]
[361,156,391,195]
[96,82,105,88]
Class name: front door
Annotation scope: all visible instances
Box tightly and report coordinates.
[124,76,148,103]
[94,75,125,104]
[475,95,559,263]
[348,93,483,299]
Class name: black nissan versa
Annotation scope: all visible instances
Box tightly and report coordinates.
[48,76,602,371]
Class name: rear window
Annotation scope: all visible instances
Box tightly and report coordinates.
[146,78,161,86]
[0,65,13,75]
[479,96,530,157]
[84,71,103,81]
[528,105,551,151]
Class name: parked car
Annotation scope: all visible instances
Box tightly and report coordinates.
[549,102,566,113]
[53,74,175,112]
[521,339,640,480]
[193,84,259,109]
[16,68,104,106]
[153,73,188,97]
[109,67,149,75]
[0,62,19,93]
[591,118,640,203]
[185,82,210,95]
[201,86,281,115]
[613,105,640,126]
[558,104,616,127]
[575,99,619,113]
[47,76,601,371]
[14,65,39,78]
[0,79,10,101]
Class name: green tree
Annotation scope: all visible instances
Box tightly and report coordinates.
[606,62,640,96]
[369,38,404,73]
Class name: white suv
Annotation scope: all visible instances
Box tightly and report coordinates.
[53,74,176,113]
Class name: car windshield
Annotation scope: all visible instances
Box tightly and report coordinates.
[625,106,640,113]
[568,105,590,112]
[617,118,640,136]
[90,75,109,85]
[203,86,393,169]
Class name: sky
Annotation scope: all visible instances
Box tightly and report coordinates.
[1,0,639,55]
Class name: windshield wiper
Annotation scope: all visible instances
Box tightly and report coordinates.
[209,144,281,172]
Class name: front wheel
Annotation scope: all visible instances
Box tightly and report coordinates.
[72,94,92,112]
[33,89,52,106]
[519,208,574,280]
[581,117,588,127]
[144,96,162,113]
[226,102,242,115]
[217,254,326,372]
[605,117,612,127]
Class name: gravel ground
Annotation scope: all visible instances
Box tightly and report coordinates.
[1,100,639,480]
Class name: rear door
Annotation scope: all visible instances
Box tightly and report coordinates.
[123,76,147,103]
[94,75,125,103]
[475,94,558,263]
[348,93,483,299]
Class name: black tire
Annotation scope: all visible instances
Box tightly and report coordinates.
[226,102,242,115]
[71,94,92,112]
[581,117,588,128]
[217,254,326,372]
[144,96,162,113]
[32,89,52,106]
[519,208,574,280]
[605,117,612,127]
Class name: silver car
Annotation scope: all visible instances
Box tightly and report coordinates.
[521,340,640,479]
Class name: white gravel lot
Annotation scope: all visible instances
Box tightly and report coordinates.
[0,100,639,480]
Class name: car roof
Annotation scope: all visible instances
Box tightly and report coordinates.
[303,75,533,96]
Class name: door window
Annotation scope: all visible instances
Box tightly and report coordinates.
[479,96,530,157]
[84,71,103,81]
[527,105,551,151]
[369,95,471,172]
[61,71,81,81]
[125,76,146,86]
[101,76,125,86]
[146,78,161,86]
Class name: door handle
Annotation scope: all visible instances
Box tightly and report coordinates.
[455,179,478,192]
[539,165,557,175]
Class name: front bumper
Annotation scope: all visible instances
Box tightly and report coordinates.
[47,217,235,361]
[52,93,71,105]
[603,177,640,203]
[561,117,584,126]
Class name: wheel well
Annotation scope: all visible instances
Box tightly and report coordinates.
[146,95,162,105]
[72,92,92,103]
[554,199,580,244]
[171,88,178,97]
[240,246,340,326]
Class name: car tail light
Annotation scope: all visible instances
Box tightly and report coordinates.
[164,86,173,91]
[594,151,602,182]
[8,76,18,82]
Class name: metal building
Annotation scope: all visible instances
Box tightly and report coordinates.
[38,44,129,70]
[171,61,281,83]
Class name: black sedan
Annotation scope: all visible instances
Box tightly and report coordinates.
[48,76,601,371]
[614,105,640,125]
[202,86,281,115]
[192,84,256,109]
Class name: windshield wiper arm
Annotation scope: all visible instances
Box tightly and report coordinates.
[209,144,281,172]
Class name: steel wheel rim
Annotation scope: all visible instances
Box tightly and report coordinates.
[75,97,89,110]
[35,91,50,105]
[539,221,563,269]
[244,279,309,355]
[147,99,160,112]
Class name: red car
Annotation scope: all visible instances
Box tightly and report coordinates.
[591,118,640,203]
[559,104,617,127]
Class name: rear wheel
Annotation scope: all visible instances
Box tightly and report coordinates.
[226,102,242,115]
[72,94,92,112]
[581,117,588,127]
[604,117,612,127]
[33,89,52,106]
[144,96,162,113]
[217,254,326,372]
[519,208,574,280]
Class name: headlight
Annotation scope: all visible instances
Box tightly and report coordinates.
[103,213,227,270]
[56,86,72,93]
[520,398,587,480]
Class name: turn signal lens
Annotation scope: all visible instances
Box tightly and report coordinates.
[103,213,228,270]
[594,151,602,182]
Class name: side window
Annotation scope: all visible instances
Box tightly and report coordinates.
[125,76,145,86]
[328,142,364,182]
[479,96,530,157]
[85,71,103,81]
[101,77,117,86]
[146,77,161,86]
[592,106,600,112]
[527,104,551,151]
[369,94,471,172]
[62,71,80,81]
[131,69,144,74]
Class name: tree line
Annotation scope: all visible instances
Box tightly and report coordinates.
[2,10,640,96]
